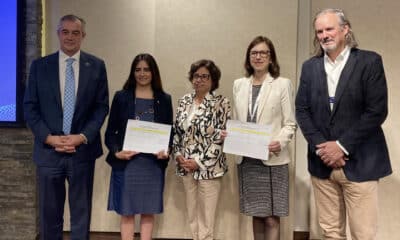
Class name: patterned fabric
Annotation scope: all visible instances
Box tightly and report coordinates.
[173,92,231,180]
[63,58,75,134]
[238,158,289,217]
[108,153,165,215]
[249,85,261,120]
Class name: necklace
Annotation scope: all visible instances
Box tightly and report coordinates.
[248,74,267,121]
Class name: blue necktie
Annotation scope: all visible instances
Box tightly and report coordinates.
[63,58,76,134]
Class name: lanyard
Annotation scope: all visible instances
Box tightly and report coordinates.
[248,75,267,122]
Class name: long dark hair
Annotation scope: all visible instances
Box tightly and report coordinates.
[244,36,280,78]
[123,53,163,92]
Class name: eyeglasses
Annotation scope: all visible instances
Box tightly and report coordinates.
[250,50,270,59]
[193,74,210,81]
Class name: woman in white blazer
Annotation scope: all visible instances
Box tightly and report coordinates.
[232,36,296,240]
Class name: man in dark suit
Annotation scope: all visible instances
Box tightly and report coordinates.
[296,8,392,240]
[24,14,109,240]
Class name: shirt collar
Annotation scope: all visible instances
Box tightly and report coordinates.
[190,91,214,102]
[324,46,350,65]
[59,50,81,63]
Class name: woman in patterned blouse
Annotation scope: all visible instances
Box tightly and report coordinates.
[172,59,231,240]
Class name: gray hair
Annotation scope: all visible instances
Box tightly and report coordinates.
[313,8,358,56]
[57,14,86,33]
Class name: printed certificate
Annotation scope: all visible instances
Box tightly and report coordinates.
[223,120,271,160]
[122,119,171,153]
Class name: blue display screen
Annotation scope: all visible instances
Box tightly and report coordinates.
[0,0,17,122]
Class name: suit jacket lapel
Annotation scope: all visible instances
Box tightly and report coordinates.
[128,91,135,119]
[49,53,62,109]
[75,52,91,109]
[256,74,273,121]
[195,92,212,119]
[331,50,357,117]
[236,79,251,122]
[316,57,331,114]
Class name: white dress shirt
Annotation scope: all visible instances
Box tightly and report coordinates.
[324,46,351,155]
[59,50,80,108]
[324,46,351,110]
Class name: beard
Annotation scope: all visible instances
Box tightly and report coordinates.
[320,41,338,53]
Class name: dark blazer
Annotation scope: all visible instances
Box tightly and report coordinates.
[295,48,392,182]
[105,89,173,170]
[24,51,109,166]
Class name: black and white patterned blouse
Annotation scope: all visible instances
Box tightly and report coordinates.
[173,92,231,180]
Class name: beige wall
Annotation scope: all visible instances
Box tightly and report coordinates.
[294,0,312,233]
[43,0,399,239]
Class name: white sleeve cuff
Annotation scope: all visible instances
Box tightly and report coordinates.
[316,149,321,156]
[336,141,349,155]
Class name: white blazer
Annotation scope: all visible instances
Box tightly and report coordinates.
[232,74,296,166]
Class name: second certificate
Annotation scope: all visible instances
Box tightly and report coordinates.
[223,120,271,160]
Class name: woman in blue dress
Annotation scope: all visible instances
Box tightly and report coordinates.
[105,53,173,240]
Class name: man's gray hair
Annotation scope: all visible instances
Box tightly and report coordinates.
[313,8,358,56]
[57,14,86,33]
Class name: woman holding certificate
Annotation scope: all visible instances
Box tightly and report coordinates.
[105,53,173,240]
[173,59,231,240]
[232,36,296,240]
